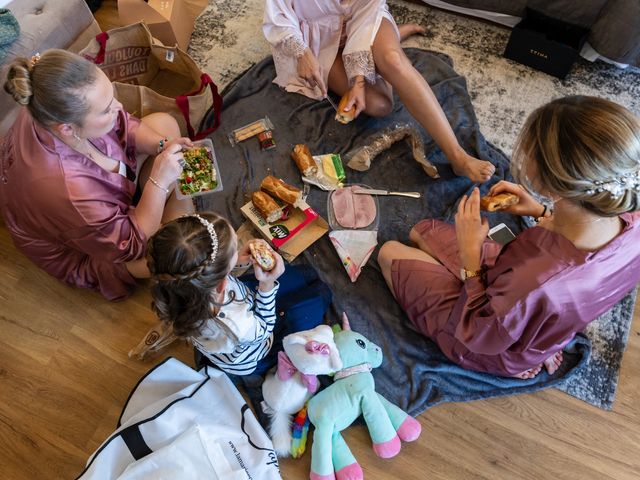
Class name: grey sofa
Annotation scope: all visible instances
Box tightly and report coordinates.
[0,0,101,138]
[415,0,640,67]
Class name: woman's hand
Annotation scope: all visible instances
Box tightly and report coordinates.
[148,142,186,192]
[488,181,545,218]
[344,77,366,118]
[297,48,326,96]
[455,187,489,272]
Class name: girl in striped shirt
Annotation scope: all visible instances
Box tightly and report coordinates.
[146,212,285,375]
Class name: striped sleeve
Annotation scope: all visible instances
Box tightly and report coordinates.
[199,281,280,375]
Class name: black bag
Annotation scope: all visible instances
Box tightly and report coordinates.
[504,8,589,79]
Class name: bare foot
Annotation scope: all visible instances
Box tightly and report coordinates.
[513,364,542,380]
[543,351,563,375]
[398,23,426,41]
[450,151,495,183]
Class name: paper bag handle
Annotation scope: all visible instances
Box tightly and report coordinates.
[175,73,223,140]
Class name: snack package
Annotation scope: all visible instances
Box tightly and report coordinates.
[301,153,346,191]
[228,116,275,146]
[343,123,440,178]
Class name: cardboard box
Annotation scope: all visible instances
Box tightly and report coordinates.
[504,8,589,79]
[241,199,329,262]
[118,0,208,51]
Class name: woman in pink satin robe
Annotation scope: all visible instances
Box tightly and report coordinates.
[378,96,640,378]
[263,0,495,183]
[0,50,193,301]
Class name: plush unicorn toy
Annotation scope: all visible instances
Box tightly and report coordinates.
[262,324,343,456]
[307,314,422,480]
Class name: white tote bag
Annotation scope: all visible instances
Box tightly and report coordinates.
[76,358,281,480]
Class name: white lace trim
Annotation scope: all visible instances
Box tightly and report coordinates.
[343,50,377,85]
[275,34,307,59]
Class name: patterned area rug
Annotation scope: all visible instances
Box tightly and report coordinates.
[188,0,639,410]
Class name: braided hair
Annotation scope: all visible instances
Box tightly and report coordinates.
[146,212,237,337]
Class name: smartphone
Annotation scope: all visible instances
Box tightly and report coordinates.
[488,223,516,245]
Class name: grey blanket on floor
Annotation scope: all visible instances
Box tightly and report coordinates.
[199,48,591,417]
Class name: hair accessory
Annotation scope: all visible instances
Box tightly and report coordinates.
[30,53,41,68]
[192,214,219,262]
[584,170,640,198]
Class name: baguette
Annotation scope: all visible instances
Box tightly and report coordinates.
[252,191,283,223]
[291,144,318,177]
[249,242,276,271]
[335,93,356,124]
[480,192,519,212]
[260,175,303,207]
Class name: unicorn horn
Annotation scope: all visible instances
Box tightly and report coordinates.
[342,312,351,331]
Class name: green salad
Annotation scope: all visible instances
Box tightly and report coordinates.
[178,146,217,195]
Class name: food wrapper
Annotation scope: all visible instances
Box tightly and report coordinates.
[343,123,439,178]
[329,230,378,282]
[301,153,346,191]
[228,116,275,146]
[128,320,179,361]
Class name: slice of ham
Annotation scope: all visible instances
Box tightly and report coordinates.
[332,186,377,229]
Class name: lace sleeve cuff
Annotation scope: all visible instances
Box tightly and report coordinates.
[275,34,308,58]
[343,50,377,85]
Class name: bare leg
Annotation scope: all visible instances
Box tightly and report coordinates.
[328,52,394,118]
[372,19,495,183]
[377,240,442,298]
[543,351,563,375]
[125,113,194,279]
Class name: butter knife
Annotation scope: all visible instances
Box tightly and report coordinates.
[352,188,421,199]
[324,95,339,112]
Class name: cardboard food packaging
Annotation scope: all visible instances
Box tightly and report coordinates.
[118,0,208,51]
[241,198,329,262]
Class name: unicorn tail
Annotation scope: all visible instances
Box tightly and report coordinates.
[267,408,294,457]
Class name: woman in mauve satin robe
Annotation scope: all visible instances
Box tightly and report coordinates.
[0,50,194,301]
[263,0,495,183]
[378,96,640,378]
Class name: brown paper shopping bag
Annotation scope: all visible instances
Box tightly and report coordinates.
[79,22,222,140]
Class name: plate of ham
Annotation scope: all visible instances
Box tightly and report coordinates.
[327,185,379,231]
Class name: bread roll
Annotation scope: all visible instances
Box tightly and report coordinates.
[480,192,519,212]
[291,144,318,177]
[249,242,276,271]
[252,191,283,223]
[335,93,356,124]
[260,175,303,207]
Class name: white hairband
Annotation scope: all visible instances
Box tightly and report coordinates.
[192,214,218,262]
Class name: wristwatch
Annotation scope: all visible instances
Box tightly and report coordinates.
[460,267,483,281]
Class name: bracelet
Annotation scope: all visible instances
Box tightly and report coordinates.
[157,138,169,154]
[148,176,169,194]
[534,204,553,223]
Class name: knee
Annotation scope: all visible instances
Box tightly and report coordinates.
[377,48,410,73]
[378,240,402,266]
[365,94,394,118]
[142,112,181,138]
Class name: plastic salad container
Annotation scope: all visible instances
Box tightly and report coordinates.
[176,138,223,199]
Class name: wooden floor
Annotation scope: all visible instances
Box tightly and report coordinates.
[1,218,639,479]
[1,2,638,478]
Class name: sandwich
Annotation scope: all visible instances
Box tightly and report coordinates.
[252,191,283,223]
[291,144,318,177]
[335,93,356,124]
[249,242,276,271]
[480,192,519,212]
[260,175,303,207]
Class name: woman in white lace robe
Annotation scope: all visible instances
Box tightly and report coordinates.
[263,0,495,183]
